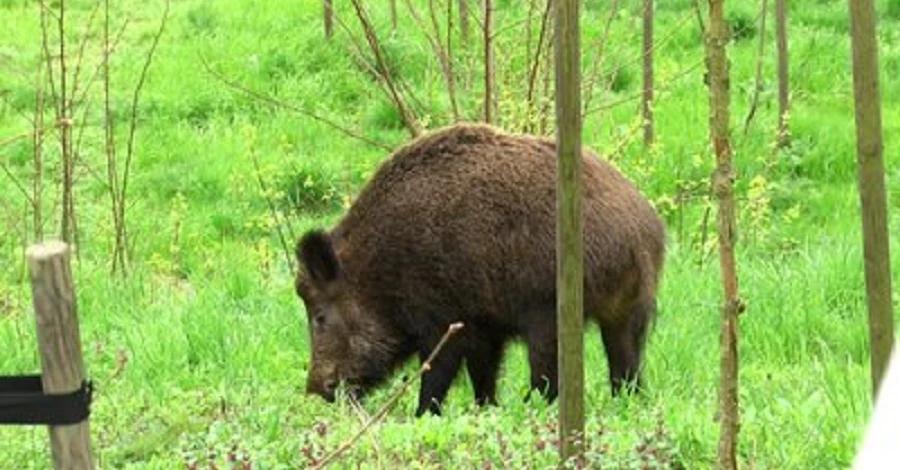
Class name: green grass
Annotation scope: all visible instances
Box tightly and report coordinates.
[2,0,900,468]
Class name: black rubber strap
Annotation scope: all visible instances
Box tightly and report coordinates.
[0,375,94,425]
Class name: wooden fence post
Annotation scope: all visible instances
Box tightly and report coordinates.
[26,241,94,470]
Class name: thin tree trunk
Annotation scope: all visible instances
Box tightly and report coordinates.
[33,53,44,243]
[57,0,75,245]
[458,0,469,45]
[324,0,334,39]
[390,0,398,31]
[642,0,654,146]
[483,0,494,123]
[775,0,789,147]
[848,0,895,397]
[447,0,458,120]
[554,0,584,463]
[104,0,125,275]
[525,0,535,129]
[540,30,554,134]
[527,0,553,132]
[708,0,743,467]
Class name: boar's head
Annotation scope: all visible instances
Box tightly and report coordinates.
[294,230,402,403]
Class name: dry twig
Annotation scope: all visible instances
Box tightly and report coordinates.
[199,55,394,152]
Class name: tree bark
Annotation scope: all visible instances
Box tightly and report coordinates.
[554,0,585,464]
[775,0,789,147]
[642,0,654,146]
[707,0,742,467]
[848,0,895,397]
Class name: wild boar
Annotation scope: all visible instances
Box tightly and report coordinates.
[294,122,666,416]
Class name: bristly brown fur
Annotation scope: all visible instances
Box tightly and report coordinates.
[294,122,667,416]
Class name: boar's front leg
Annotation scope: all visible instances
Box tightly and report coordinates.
[415,336,465,417]
[465,336,505,407]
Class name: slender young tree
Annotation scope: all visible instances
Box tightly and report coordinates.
[642,0,654,146]
[707,0,743,467]
[390,0,398,31]
[483,0,494,123]
[848,0,895,396]
[324,0,334,39]
[32,46,45,243]
[775,0,789,147]
[56,0,75,245]
[554,0,585,463]
[458,0,470,45]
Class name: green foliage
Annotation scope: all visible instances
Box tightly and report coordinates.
[890,0,900,18]
[1,0,899,468]
[726,10,757,42]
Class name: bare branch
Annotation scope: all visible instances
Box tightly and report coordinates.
[248,144,295,273]
[0,163,33,204]
[349,0,420,137]
[70,16,131,112]
[403,0,460,121]
[691,0,706,36]
[742,0,769,136]
[332,13,398,104]
[585,59,703,116]
[599,10,693,94]
[199,55,394,152]
[121,0,169,215]
[526,0,552,114]
[582,0,619,115]
[38,0,60,118]
[69,0,102,103]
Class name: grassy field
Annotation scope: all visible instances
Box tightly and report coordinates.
[2,0,900,468]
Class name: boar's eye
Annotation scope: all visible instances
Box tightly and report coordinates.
[313,313,326,328]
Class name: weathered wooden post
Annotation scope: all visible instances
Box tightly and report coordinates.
[26,241,94,470]
[554,0,585,463]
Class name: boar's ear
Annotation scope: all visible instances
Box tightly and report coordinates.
[297,230,342,283]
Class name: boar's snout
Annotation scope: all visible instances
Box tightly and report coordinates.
[306,376,338,402]
[306,362,340,402]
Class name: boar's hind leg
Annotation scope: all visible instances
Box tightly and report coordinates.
[415,337,465,417]
[600,298,655,396]
[466,338,505,407]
